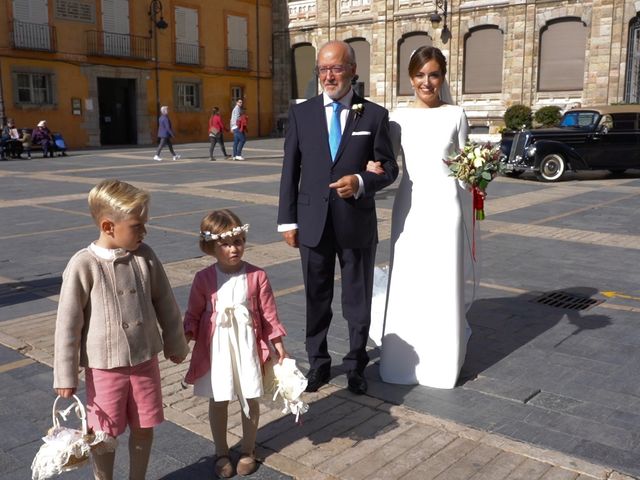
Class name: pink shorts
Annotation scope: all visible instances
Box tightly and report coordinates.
[85,356,164,437]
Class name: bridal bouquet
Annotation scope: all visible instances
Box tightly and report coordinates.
[443,142,504,220]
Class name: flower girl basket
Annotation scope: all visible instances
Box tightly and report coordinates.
[31,395,116,480]
[265,358,309,423]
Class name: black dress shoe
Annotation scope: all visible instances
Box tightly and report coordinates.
[347,370,368,395]
[305,367,330,392]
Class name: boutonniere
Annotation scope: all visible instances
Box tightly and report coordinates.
[351,103,364,116]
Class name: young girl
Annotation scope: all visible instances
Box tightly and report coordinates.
[183,209,288,477]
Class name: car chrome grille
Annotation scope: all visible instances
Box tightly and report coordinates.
[508,132,529,163]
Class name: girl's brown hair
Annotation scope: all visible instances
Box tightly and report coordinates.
[408,46,447,78]
[199,209,244,256]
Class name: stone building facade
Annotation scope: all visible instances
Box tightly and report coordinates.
[274,0,640,133]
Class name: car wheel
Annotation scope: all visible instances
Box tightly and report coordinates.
[536,154,565,182]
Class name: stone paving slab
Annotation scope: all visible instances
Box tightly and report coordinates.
[1,140,640,479]
[0,292,632,480]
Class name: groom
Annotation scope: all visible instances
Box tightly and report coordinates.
[277,40,398,394]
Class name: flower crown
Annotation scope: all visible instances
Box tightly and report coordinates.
[200,224,250,242]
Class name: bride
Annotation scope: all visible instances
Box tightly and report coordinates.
[371,46,477,388]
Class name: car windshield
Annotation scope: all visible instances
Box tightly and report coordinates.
[560,111,599,128]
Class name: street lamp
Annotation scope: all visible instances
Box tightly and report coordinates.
[148,0,168,121]
[430,0,449,37]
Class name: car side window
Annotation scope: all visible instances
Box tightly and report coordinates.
[611,113,635,131]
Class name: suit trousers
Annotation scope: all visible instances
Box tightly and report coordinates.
[299,213,376,373]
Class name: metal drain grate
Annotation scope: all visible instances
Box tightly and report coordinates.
[532,291,603,311]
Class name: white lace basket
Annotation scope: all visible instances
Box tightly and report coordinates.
[267,358,309,423]
[31,395,116,480]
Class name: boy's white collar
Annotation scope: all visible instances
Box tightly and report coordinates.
[89,242,129,259]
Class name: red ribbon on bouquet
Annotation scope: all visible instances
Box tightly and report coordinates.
[473,187,485,221]
[471,187,486,261]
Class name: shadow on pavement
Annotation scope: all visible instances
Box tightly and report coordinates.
[461,286,611,384]
[0,276,62,308]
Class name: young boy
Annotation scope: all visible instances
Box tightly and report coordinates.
[53,179,189,480]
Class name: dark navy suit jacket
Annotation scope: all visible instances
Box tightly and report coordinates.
[278,93,398,249]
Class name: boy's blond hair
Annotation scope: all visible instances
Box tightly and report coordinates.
[199,209,244,256]
[88,179,149,223]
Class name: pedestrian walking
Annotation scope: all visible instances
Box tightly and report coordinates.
[230,99,247,161]
[208,107,231,161]
[233,112,249,161]
[154,106,180,161]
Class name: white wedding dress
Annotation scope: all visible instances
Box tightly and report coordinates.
[379,105,477,389]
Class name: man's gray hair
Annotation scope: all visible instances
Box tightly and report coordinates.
[318,40,356,65]
[160,105,169,114]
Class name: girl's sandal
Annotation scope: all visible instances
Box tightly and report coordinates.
[236,454,258,476]
[214,455,234,478]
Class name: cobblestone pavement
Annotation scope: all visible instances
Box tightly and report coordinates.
[0,140,638,479]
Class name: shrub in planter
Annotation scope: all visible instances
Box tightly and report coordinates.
[504,104,532,131]
[534,106,562,127]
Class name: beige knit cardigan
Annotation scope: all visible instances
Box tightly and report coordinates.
[53,243,189,388]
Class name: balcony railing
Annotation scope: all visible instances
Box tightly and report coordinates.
[175,42,204,66]
[10,20,56,52]
[289,0,317,22]
[340,0,372,15]
[227,48,250,70]
[86,30,151,60]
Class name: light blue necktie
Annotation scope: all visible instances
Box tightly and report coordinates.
[329,101,342,161]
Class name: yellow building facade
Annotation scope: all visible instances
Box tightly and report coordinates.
[0,0,273,148]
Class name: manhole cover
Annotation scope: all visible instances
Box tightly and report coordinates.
[531,291,602,311]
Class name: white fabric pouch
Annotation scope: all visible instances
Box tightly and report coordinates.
[268,358,309,423]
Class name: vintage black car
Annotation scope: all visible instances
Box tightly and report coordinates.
[500,105,640,181]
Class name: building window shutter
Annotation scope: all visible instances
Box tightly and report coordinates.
[538,18,586,91]
[347,39,370,97]
[625,15,640,103]
[13,0,48,23]
[227,15,248,69]
[464,27,503,94]
[12,0,50,49]
[292,44,316,99]
[175,6,199,64]
[398,33,432,96]
[102,0,130,56]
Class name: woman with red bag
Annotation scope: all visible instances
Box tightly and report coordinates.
[208,107,231,161]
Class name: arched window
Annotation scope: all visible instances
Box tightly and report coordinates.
[538,18,587,91]
[625,14,640,103]
[346,38,370,97]
[463,26,503,94]
[397,33,432,95]
[292,43,317,99]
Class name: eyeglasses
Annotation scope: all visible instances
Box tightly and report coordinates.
[315,65,349,75]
